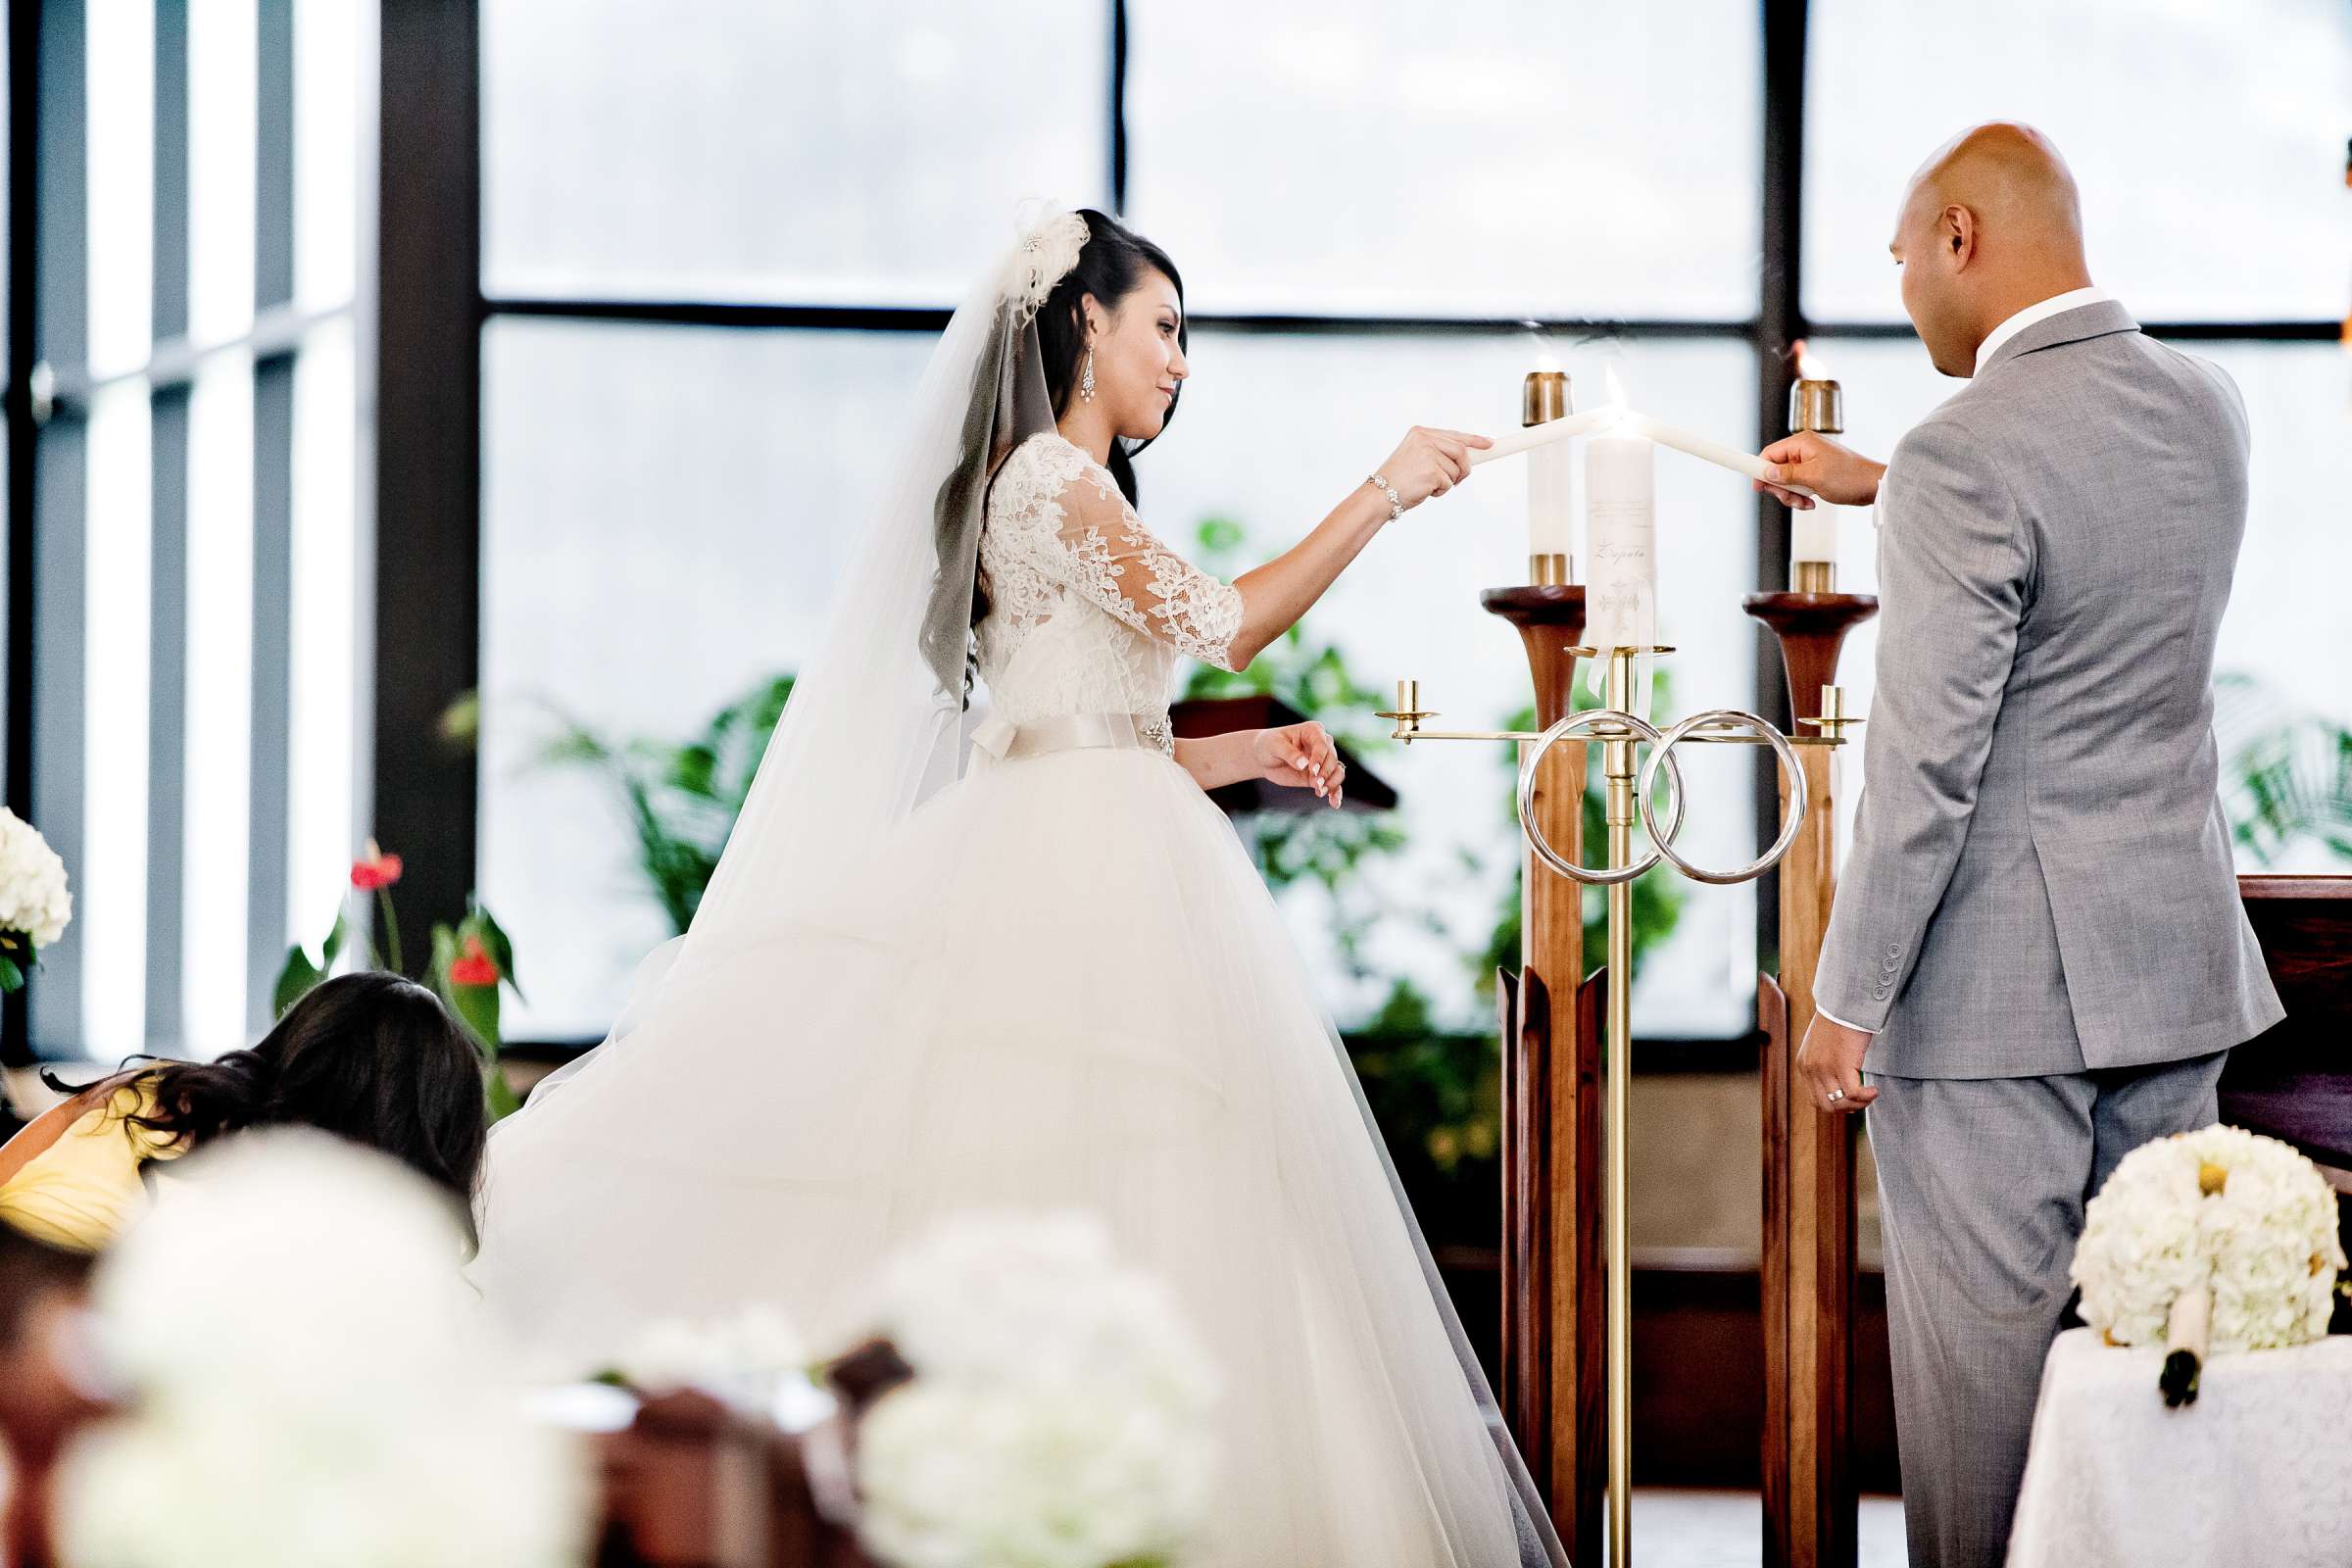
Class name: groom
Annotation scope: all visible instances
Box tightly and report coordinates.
[1756,122,2283,1567]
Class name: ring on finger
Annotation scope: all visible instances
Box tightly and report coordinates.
[1826,1088,1845,1103]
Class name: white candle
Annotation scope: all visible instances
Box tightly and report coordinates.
[1792,501,1837,564]
[1529,438,1574,558]
[1584,428,1655,656]
[1467,403,1623,466]
[1623,410,1817,499]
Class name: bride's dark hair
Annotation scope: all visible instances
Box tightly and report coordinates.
[933,211,1188,706]
[1031,208,1188,509]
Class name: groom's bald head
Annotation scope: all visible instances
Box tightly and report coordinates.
[1891,122,2095,377]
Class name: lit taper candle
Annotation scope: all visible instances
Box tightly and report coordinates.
[1787,341,1842,592]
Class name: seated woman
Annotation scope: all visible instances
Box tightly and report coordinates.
[0,971,488,1252]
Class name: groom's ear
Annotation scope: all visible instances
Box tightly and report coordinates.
[1940,204,1978,269]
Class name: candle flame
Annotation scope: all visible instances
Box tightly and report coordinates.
[1594,365,1634,428]
[1794,339,1832,382]
[1523,320,1561,373]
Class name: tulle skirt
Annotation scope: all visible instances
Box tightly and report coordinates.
[470,742,1559,1566]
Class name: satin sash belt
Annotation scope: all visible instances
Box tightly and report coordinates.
[967,711,1156,771]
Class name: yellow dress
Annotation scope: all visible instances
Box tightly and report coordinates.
[0,1079,187,1250]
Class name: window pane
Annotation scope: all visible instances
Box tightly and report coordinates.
[482,1,1109,305]
[182,354,255,1057]
[1149,329,1760,1036]
[1804,0,2352,322]
[189,0,257,342]
[485,317,1761,1040]
[1127,1,1761,318]
[81,384,152,1056]
[294,0,359,310]
[481,318,935,1038]
[86,0,154,377]
[1802,335,2352,867]
[287,321,357,945]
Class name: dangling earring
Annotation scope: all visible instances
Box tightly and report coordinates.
[1080,347,1097,403]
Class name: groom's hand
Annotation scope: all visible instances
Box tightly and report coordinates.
[1795,1012,1878,1115]
[1754,431,1886,511]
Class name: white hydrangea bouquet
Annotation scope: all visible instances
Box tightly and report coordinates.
[2071,1123,2348,1407]
[0,806,71,991]
[55,1130,593,1568]
[612,1301,832,1429]
[846,1210,1224,1568]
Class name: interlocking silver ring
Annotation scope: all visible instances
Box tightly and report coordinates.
[1637,709,1809,885]
[1514,710,1688,886]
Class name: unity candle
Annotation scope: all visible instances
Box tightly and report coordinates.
[1524,369,1575,584]
[1788,343,1843,591]
[1583,423,1656,658]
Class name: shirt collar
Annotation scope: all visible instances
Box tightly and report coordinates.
[1974,286,2113,373]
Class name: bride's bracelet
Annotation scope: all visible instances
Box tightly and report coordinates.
[1366,474,1404,523]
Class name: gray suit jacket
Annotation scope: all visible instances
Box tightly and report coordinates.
[1817,299,2284,1078]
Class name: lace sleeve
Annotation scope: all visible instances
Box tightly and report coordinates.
[1038,457,1248,671]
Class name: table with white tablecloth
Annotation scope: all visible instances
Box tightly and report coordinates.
[2006,1328,2352,1567]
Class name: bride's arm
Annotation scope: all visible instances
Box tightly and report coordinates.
[1224,424,1490,667]
[1173,723,1346,806]
[1040,426,1488,673]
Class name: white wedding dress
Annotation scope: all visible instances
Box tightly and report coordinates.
[473,427,1561,1565]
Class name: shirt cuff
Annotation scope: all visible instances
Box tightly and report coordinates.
[1815,1003,1877,1038]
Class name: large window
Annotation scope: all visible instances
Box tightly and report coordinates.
[476,0,2352,1043]
[1803,0,2352,872]
[12,0,360,1061]
[18,2,2342,1060]
[478,1,1772,1041]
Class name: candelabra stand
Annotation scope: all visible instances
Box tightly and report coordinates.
[1741,585,1876,1568]
[1381,622,1839,1566]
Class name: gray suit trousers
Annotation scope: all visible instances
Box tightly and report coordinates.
[1866,1052,2227,1568]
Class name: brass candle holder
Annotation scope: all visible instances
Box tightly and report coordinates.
[1525,369,1574,588]
[1381,625,1837,1566]
[1788,360,1844,594]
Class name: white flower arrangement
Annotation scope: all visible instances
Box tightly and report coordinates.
[54,1130,594,1567]
[849,1210,1222,1568]
[2071,1123,2348,1406]
[0,806,71,990]
[614,1301,837,1430]
[618,1301,808,1395]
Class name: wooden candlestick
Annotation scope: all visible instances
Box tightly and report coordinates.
[1741,588,1876,1568]
[1478,583,1602,1566]
[1740,591,1879,729]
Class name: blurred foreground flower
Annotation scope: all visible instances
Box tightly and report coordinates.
[54,1130,592,1567]
[847,1210,1222,1568]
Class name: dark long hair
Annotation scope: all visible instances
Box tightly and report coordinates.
[964,212,1187,641]
[1031,209,1188,509]
[85,972,490,1247]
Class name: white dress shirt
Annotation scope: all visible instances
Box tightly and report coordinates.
[1973,286,2112,373]
[1816,286,2113,1044]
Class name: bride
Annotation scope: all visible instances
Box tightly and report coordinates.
[471,208,1564,1566]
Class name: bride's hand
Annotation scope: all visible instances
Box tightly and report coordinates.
[1373,426,1494,513]
[1252,722,1347,809]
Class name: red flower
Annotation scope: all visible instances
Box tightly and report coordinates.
[449,934,499,989]
[351,839,404,892]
